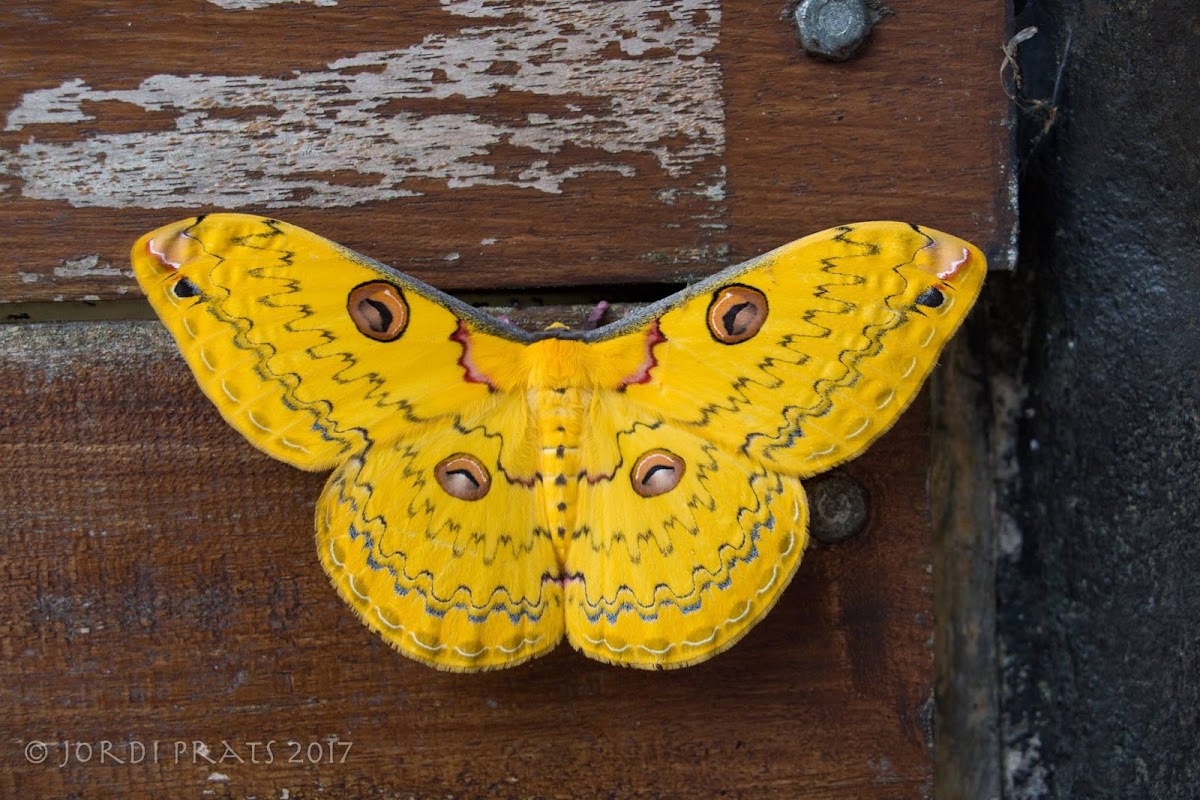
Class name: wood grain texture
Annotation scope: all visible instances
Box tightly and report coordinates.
[0,0,1005,792]
[0,321,936,798]
[0,0,1011,303]
[931,329,999,800]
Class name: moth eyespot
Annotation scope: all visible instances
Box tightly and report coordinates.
[435,454,492,501]
[172,277,201,299]
[706,284,768,344]
[348,282,409,341]
[916,286,945,308]
[631,449,686,498]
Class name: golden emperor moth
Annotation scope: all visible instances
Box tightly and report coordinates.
[131,214,984,671]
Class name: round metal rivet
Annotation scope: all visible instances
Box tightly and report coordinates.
[793,0,874,62]
[806,470,870,543]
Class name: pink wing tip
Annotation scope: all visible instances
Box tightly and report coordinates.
[937,246,972,281]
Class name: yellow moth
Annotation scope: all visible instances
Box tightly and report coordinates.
[132,214,984,671]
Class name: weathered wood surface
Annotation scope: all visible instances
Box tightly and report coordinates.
[0,1,1008,796]
[0,322,936,799]
[0,0,1011,304]
[931,329,1000,800]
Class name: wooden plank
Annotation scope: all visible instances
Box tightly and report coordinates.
[0,0,1004,792]
[0,0,1011,303]
[0,320,936,798]
[931,329,1000,799]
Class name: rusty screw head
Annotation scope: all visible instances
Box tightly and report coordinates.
[806,470,870,543]
[793,0,874,62]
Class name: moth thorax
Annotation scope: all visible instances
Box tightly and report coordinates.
[523,339,593,388]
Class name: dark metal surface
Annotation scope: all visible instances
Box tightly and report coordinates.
[792,0,874,61]
[806,470,870,544]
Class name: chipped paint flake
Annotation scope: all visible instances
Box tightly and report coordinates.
[208,0,335,8]
[53,254,133,279]
[2,0,724,209]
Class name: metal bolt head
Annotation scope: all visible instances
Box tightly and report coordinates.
[806,470,870,544]
[794,0,874,62]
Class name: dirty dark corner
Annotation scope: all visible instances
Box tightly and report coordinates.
[985,0,1200,798]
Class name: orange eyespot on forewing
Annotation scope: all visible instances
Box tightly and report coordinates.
[706,284,768,344]
[435,454,492,501]
[348,282,409,341]
[630,450,686,498]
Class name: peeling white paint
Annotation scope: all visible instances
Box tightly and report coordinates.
[53,254,132,279]
[208,0,335,8]
[18,272,40,284]
[2,0,724,209]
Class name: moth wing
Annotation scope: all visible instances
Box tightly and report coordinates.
[565,411,807,668]
[130,214,525,470]
[315,393,564,671]
[561,221,984,667]
[616,222,986,478]
[134,214,560,670]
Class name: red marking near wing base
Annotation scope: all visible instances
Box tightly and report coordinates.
[617,319,666,390]
[450,320,498,390]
